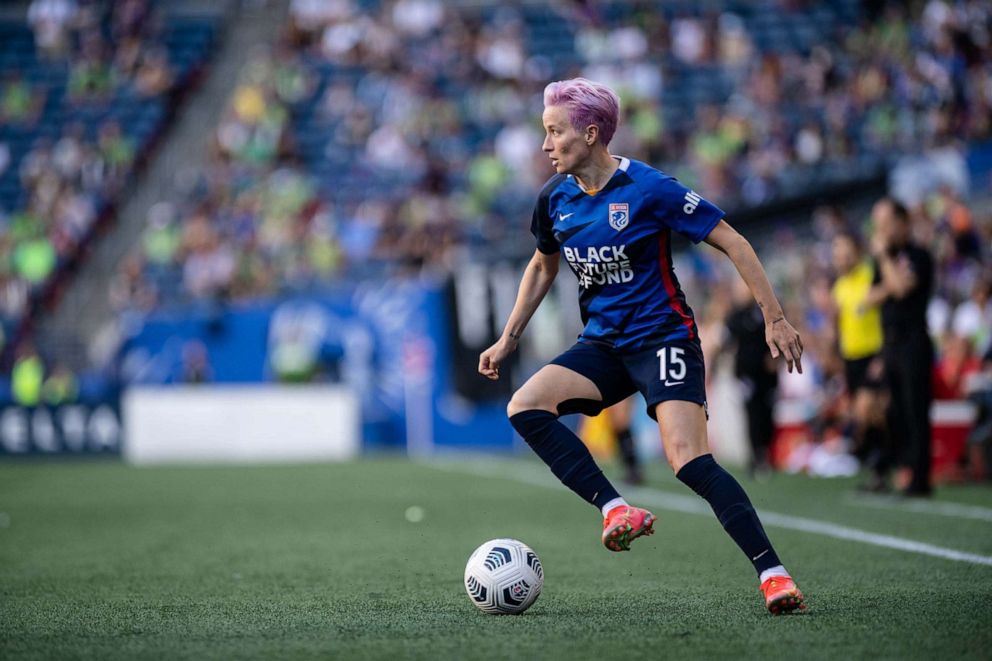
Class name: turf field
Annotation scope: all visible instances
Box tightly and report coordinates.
[2,457,991,660]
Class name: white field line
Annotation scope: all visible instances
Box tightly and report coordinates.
[425,459,992,568]
[844,493,992,524]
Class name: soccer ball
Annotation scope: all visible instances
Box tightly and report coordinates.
[463,538,543,615]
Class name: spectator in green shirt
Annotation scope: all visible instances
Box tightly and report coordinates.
[12,344,44,407]
[42,363,79,405]
[99,120,135,182]
[0,76,43,124]
[13,235,57,286]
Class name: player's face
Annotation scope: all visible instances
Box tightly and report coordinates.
[871,200,907,247]
[872,201,893,244]
[542,105,589,174]
[831,236,858,274]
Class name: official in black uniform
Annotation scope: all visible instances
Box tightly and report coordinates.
[866,198,934,496]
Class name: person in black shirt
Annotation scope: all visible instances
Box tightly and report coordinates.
[725,279,779,477]
[866,198,934,496]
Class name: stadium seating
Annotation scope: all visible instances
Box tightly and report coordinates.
[1,0,987,446]
[105,0,989,318]
[0,7,217,353]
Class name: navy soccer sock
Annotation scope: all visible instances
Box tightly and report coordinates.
[676,453,781,575]
[510,410,620,511]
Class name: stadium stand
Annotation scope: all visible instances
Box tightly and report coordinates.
[0,0,218,363]
[4,0,992,477]
[5,6,992,655]
[102,0,989,308]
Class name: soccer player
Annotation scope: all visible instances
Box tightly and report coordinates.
[478,78,805,614]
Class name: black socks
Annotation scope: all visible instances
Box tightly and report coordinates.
[509,412,782,576]
[676,453,782,575]
[510,410,621,512]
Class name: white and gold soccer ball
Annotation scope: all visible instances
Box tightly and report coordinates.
[463,538,543,615]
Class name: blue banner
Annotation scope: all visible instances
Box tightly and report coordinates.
[119,278,514,451]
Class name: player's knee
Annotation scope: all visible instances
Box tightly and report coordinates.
[664,437,704,473]
[507,388,555,418]
[664,447,686,473]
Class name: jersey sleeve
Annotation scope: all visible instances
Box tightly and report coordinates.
[651,176,724,244]
[530,178,562,255]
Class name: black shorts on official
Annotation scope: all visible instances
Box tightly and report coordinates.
[844,354,884,392]
[549,338,707,420]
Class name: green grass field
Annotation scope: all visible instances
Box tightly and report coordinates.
[2,457,991,660]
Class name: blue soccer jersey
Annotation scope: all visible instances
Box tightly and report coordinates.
[530,157,724,352]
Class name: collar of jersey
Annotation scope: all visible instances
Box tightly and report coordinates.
[565,156,631,201]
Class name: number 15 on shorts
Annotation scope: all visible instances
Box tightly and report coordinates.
[656,346,686,386]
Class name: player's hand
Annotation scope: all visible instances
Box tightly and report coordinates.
[894,256,917,292]
[478,337,518,381]
[766,317,803,374]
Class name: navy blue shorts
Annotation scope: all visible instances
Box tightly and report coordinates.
[549,339,707,420]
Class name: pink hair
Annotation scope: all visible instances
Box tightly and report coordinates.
[543,78,620,147]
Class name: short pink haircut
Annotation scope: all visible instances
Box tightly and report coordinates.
[543,78,620,147]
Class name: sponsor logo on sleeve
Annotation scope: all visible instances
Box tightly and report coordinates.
[683,190,701,214]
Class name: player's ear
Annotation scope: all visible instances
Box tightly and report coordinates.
[585,125,598,146]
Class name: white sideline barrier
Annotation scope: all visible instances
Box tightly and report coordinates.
[123,385,360,465]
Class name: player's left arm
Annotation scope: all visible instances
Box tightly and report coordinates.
[704,219,804,374]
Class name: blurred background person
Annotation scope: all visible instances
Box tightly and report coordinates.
[606,396,643,485]
[830,230,889,492]
[965,342,992,481]
[867,198,935,496]
[41,361,78,404]
[725,277,778,478]
[580,396,644,485]
[11,341,44,407]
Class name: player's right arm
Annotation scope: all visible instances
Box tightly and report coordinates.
[478,249,559,381]
[703,219,804,374]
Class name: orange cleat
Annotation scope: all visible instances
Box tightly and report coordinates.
[760,575,806,615]
[602,505,656,552]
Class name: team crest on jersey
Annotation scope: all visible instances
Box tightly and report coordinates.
[608,203,629,231]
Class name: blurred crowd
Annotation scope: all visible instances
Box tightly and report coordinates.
[95,0,992,478]
[0,0,988,468]
[688,190,992,483]
[109,50,339,318]
[578,0,992,206]
[0,0,213,357]
[6,119,136,315]
[111,0,992,318]
[27,0,175,96]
